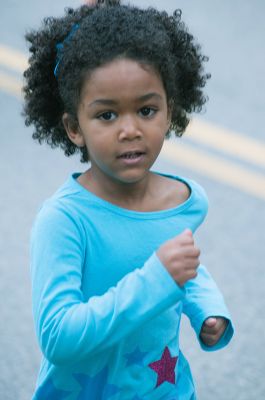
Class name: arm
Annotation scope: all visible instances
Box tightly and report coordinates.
[30,206,184,365]
[182,264,234,351]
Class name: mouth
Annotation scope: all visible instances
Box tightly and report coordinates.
[117,151,146,160]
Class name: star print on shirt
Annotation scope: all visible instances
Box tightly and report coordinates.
[148,346,178,388]
[124,346,148,367]
[74,366,120,399]
[34,377,70,399]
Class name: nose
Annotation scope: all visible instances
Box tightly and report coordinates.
[118,114,142,141]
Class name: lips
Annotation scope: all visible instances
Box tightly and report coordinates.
[117,150,146,159]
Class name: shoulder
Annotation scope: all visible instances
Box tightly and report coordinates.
[186,177,209,208]
[32,175,86,239]
[154,172,208,210]
[177,174,206,194]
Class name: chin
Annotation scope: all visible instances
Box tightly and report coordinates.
[117,171,149,184]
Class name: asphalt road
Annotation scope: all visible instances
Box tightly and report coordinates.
[0,1,265,399]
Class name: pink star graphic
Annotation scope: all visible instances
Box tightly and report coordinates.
[148,346,178,388]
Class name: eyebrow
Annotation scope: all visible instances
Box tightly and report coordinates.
[138,92,163,102]
[88,92,163,108]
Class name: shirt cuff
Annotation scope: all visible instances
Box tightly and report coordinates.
[195,313,234,352]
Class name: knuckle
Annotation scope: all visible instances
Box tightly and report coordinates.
[189,270,197,279]
[193,270,198,278]
[191,246,200,257]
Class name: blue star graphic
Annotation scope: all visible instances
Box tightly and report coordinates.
[124,346,148,367]
[74,366,120,399]
[34,377,70,399]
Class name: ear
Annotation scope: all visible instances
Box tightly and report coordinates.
[62,113,85,147]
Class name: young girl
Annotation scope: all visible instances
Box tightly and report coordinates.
[23,1,233,399]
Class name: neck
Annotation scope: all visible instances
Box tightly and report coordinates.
[79,168,155,210]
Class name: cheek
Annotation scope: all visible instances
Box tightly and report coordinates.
[85,135,112,162]
[153,119,168,142]
[150,131,166,156]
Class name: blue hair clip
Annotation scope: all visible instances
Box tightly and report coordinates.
[54,23,80,78]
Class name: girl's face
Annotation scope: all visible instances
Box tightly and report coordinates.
[65,58,170,188]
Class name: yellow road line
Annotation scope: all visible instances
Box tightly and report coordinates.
[0,71,22,98]
[0,45,28,73]
[186,118,265,169]
[162,140,265,201]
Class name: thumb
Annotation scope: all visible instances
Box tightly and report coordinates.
[204,317,217,327]
[182,228,193,237]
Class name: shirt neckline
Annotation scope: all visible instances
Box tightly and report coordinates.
[69,171,195,219]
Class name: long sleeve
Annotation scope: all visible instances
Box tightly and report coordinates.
[182,264,234,351]
[30,205,185,366]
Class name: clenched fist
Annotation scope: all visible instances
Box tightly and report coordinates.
[156,229,200,286]
[200,317,228,347]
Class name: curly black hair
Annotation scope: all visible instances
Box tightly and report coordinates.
[23,0,210,162]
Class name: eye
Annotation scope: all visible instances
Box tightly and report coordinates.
[97,111,117,121]
[139,107,157,118]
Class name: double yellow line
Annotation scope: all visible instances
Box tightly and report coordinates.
[1,44,265,200]
[162,119,265,200]
[0,45,27,97]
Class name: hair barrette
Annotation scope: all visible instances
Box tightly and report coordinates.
[54,23,80,78]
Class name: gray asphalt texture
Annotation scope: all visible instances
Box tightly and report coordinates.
[1,1,265,399]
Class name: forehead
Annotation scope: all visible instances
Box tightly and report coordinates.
[80,58,166,101]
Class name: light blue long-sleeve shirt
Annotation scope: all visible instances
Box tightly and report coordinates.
[30,172,233,399]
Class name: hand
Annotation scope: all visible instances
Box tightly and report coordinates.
[200,317,228,347]
[156,229,200,286]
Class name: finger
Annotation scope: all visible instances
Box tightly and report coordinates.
[177,246,200,259]
[185,251,201,264]
[200,332,219,347]
[188,246,200,258]
[202,318,227,335]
